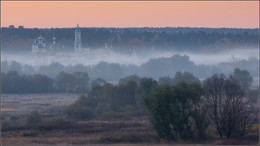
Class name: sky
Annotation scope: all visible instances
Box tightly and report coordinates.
[1,1,259,28]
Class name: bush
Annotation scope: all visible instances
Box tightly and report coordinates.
[100,111,123,120]
[64,105,96,120]
[96,102,111,115]
[27,111,42,125]
[8,116,21,126]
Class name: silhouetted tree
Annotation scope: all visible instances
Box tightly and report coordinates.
[158,76,172,85]
[144,82,207,140]
[8,25,15,28]
[172,71,200,85]
[91,78,107,87]
[203,74,254,138]
[55,71,89,93]
[230,68,253,90]
[64,95,96,120]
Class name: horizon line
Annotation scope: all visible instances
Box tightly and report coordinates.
[2,26,259,29]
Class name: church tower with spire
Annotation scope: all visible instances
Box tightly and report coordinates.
[74,24,82,52]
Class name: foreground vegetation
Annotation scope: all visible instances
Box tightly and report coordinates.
[2,119,258,145]
[1,68,259,145]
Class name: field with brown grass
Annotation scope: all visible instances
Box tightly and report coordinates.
[1,93,259,146]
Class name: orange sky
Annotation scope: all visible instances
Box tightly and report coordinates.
[1,1,259,28]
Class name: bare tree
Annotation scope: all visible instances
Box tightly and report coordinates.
[203,74,254,139]
[203,74,226,138]
[235,99,255,137]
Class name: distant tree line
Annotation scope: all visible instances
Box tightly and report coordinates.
[1,71,53,93]
[1,54,259,82]
[2,27,258,52]
[3,68,257,109]
[1,71,90,93]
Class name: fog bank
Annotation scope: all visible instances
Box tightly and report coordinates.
[1,48,259,67]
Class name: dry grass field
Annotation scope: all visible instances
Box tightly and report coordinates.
[1,93,259,145]
[2,120,156,145]
[1,93,78,116]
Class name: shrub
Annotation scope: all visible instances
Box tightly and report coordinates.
[8,116,21,126]
[64,105,96,120]
[27,111,42,125]
[100,111,123,120]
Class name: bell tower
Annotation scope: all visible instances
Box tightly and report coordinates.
[74,24,82,52]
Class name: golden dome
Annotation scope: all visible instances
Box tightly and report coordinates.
[37,34,45,40]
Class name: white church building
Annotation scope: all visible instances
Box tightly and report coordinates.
[32,24,82,53]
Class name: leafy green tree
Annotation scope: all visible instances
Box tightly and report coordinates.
[102,83,118,111]
[144,82,206,140]
[138,78,157,98]
[118,80,138,107]
[136,78,157,108]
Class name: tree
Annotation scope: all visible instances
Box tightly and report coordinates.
[158,76,172,85]
[138,77,157,98]
[144,82,207,140]
[31,74,54,93]
[191,100,209,140]
[136,78,157,108]
[8,25,15,28]
[64,94,96,120]
[230,68,253,90]
[23,64,35,75]
[55,71,89,92]
[64,105,96,120]
[55,71,75,92]
[172,71,200,85]
[118,79,138,107]
[102,83,118,111]
[119,74,140,85]
[9,61,23,73]
[203,74,254,138]
[1,71,54,93]
[18,25,24,29]
[72,72,89,92]
[91,78,107,87]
